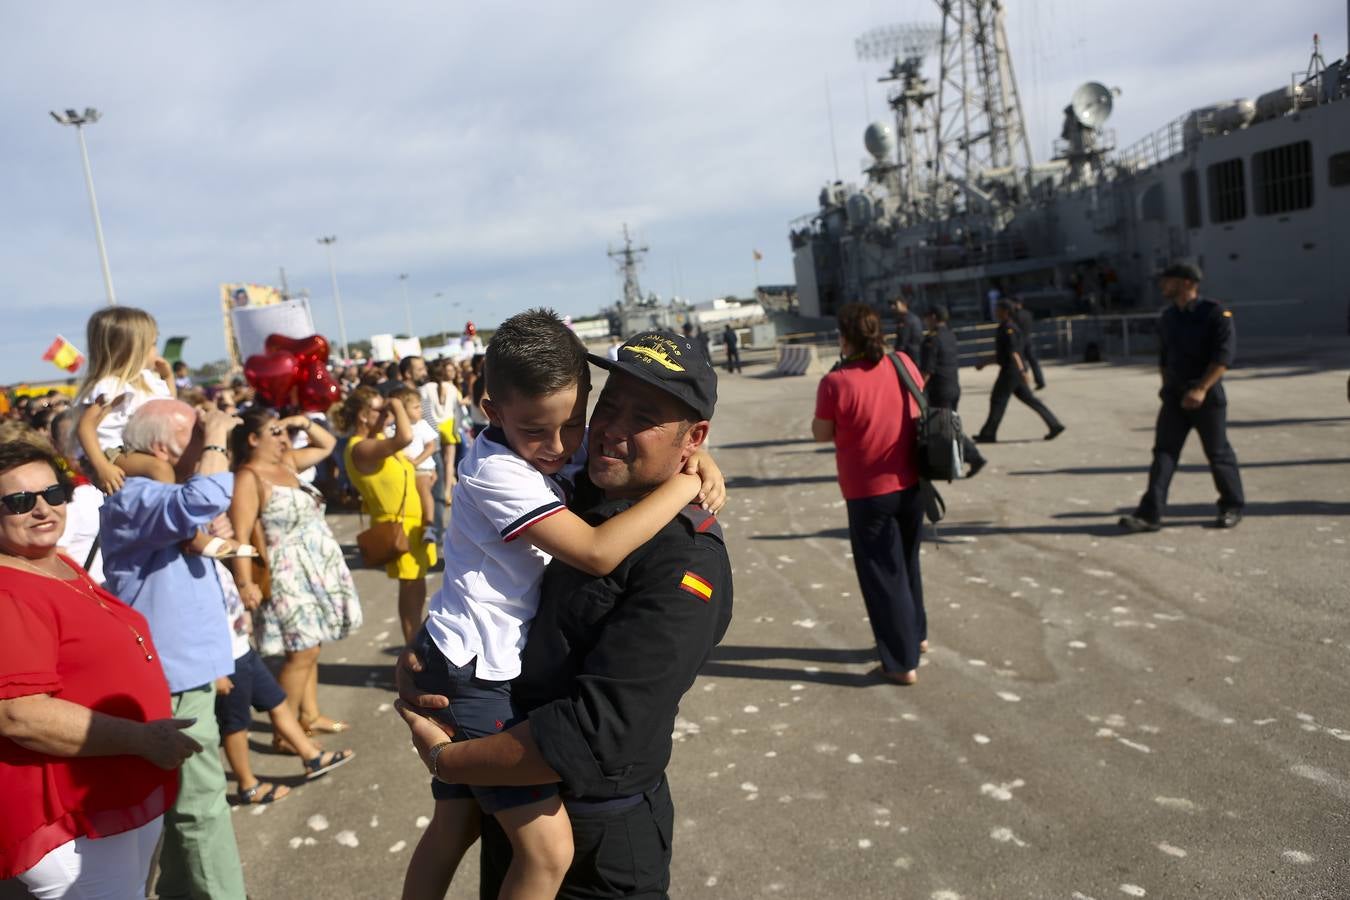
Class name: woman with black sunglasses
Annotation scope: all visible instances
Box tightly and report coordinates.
[0,438,200,895]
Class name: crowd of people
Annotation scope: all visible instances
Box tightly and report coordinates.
[0,303,735,900]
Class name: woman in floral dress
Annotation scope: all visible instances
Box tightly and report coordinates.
[228,408,362,739]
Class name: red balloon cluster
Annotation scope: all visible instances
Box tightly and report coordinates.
[464,321,476,337]
[243,334,341,411]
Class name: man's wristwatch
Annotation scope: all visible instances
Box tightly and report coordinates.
[427,740,452,780]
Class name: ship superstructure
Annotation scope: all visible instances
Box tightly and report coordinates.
[791,0,1350,336]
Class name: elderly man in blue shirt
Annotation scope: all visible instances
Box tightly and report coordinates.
[101,399,247,900]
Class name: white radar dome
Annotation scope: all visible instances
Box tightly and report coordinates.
[864,121,895,161]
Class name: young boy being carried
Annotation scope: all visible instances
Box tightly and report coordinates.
[401,309,724,900]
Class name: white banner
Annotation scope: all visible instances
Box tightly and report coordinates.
[232,299,316,360]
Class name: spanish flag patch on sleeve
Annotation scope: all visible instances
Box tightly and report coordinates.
[678,571,714,602]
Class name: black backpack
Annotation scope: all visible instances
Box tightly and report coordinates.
[887,354,963,528]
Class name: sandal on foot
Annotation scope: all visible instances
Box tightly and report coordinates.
[301,715,351,736]
[237,781,289,804]
[304,749,355,779]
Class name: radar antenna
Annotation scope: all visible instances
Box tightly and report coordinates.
[855,23,941,224]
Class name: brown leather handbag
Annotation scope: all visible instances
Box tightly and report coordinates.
[356,469,410,567]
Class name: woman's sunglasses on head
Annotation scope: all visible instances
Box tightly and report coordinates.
[0,484,71,515]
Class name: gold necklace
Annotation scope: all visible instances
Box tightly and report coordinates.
[1,554,154,662]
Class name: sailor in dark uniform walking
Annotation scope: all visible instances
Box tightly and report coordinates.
[919,306,986,476]
[1013,296,1046,390]
[893,293,923,362]
[974,299,1065,442]
[1120,262,1244,532]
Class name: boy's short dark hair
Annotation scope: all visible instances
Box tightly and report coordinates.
[484,308,588,403]
[387,385,420,407]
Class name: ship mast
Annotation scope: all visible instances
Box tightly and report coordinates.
[608,223,649,308]
[856,24,941,224]
[932,0,1035,209]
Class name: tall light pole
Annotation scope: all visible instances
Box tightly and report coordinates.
[50,107,116,306]
[399,273,413,338]
[316,236,350,361]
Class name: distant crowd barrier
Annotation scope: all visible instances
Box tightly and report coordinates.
[774,344,826,376]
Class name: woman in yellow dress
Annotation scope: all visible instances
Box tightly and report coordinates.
[333,387,436,644]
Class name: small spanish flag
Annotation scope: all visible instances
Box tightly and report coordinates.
[678,570,713,602]
[42,335,84,373]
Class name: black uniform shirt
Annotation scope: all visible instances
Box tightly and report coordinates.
[1158,298,1235,391]
[894,311,923,361]
[919,325,960,403]
[1015,307,1036,356]
[517,500,733,799]
[994,320,1024,370]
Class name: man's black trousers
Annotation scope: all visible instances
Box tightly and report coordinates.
[978,368,1062,439]
[480,778,674,899]
[1135,389,1245,523]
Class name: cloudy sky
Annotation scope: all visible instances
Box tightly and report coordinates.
[1,0,1339,383]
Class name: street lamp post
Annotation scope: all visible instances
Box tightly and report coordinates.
[317,236,350,361]
[50,107,116,306]
[399,273,413,338]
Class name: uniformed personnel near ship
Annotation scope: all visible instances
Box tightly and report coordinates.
[1013,296,1047,390]
[892,292,923,362]
[1119,262,1244,532]
[397,330,733,898]
[973,299,1066,443]
[918,305,986,477]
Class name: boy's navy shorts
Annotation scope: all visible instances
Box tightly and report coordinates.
[215,648,287,736]
[409,626,560,815]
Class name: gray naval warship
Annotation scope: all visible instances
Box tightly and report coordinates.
[789,1,1350,338]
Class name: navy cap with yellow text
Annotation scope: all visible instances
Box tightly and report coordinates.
[587,330,718,420]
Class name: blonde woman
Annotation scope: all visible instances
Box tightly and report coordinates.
[334,387,435,644]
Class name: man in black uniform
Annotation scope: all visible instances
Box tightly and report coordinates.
[1120,262,1244,532]
[918,305,986,476]
[974,299,1066,442]
[1012,296,1046,389]
[721,323,742,373]
[893,293,923,361]
[397,331,733,899]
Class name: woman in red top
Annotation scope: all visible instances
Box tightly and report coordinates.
[0,438,199,896]
[813,303,928,685]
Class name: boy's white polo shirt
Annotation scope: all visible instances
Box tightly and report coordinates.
[424,426,585,680]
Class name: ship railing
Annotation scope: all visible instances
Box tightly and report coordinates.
[897,233,1038,274]
[1115,115,1188,176]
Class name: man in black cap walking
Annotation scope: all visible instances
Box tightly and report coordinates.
[974,299,1065,443]
[1120,262,1244,532]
